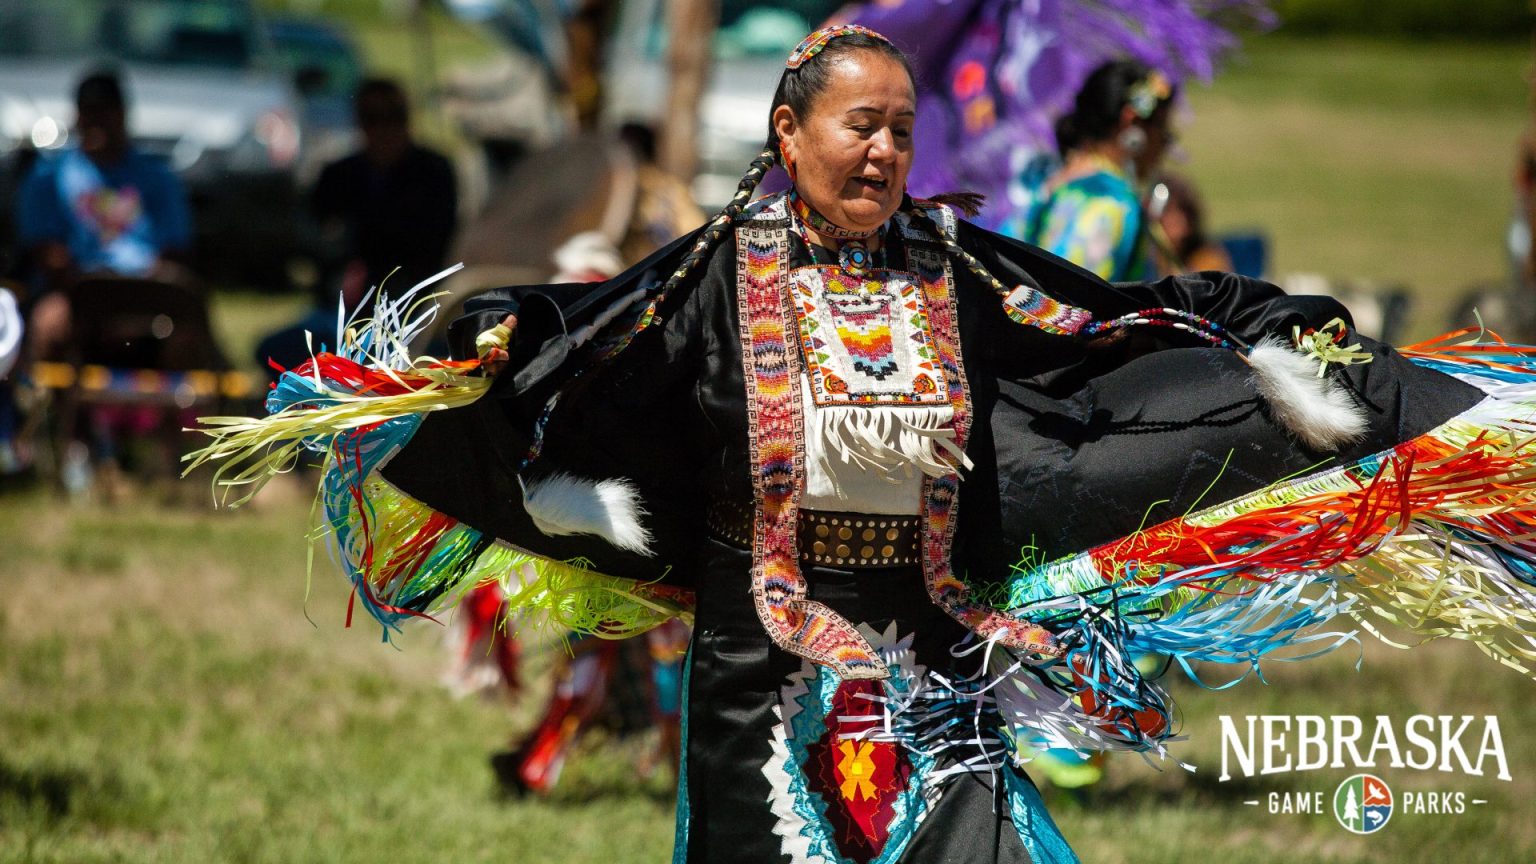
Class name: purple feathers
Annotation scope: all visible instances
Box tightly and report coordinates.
[846,0,1275,225]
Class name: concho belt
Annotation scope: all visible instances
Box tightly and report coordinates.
[707,499,920,569]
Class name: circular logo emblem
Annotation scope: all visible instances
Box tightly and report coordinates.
[1333,773,1393,834]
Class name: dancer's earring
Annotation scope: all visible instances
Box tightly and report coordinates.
[1117,126,1147,155]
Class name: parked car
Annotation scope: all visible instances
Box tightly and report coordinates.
[0,0,306,286]
[603,0,841,208]
[265,14,364,189]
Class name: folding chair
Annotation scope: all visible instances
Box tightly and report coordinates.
[44,276,249,496]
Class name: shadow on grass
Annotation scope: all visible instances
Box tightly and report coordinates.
[0,759,91,821]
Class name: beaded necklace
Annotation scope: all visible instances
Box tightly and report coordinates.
[787,190,884,277]
[788,190,876,239]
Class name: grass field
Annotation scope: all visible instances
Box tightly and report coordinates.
[7,28,1536,864]
[3,485,1535,863]
[1179,37,1531,338]
[0,485,679,864]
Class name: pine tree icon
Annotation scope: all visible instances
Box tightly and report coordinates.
[1342,786,1360,829]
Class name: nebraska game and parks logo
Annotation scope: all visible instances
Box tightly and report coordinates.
[1333,774,1392,834]
[1215,714,1510,834]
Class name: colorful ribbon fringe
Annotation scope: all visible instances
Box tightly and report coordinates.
[192,270,1536,775]
[957,330,1536,764]
[186,277,690,642]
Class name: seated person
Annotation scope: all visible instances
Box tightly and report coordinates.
[312,77,457,303]
[258,78,456,378]
[1152,172,1234,275]
[14,70,192,360]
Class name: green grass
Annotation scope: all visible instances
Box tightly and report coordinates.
[3,486,1535,862]
[0,487,678,863]
[1179,36,1531,337]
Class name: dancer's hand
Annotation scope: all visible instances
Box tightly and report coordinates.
[476,313,518,376]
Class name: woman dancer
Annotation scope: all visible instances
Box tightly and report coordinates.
[198,25,1536,863]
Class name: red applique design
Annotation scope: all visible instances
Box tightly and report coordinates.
[802,679,912,863]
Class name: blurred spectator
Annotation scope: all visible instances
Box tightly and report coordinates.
[15,70,192,359]
[1512,128,1536,292]
[0,285,22,479]
[0,288,19,380]
[1150,172,1233,275]
[1000,61,1176,282]
[1454,127,1536,344]
[258,78,457,378]
[313,78,458,303]
[616,123,705,265]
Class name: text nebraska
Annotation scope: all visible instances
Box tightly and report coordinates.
[1218,715,1510,782]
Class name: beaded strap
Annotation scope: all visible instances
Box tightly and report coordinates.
[737,197,887,680]
[905,199,1093,337]
[899,207,1065,659]
[1083,307,1252,353]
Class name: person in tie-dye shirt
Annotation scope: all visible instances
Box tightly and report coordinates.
[1003,61,1176,283]
[1001,63,1179,796]
[15,71,191,364]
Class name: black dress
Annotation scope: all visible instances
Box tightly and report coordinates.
[224,191,1536,863]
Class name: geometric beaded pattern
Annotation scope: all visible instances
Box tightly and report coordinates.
[1001,283,1093,336]
[737,195,886,679]
[788,265,948,408]
[785,24,890,70]
[899,204,1066,658]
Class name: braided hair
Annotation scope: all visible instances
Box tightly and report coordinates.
[651,145,777,305]
[899,197,1017,299]
[649,31,915,303]
[651,29,1024,334]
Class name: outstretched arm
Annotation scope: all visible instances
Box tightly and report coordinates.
[956,218,1352,349]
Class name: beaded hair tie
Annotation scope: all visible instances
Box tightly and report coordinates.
[1084,307,1250,353]
[785,24,892,69]
[1127,70,1173,119]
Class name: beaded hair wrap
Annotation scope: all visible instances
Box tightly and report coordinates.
[1084,307,1248,352]
[785,23,892,69]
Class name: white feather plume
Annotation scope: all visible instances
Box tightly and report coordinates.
[1247,336,1367,451]
[519,473,654,556]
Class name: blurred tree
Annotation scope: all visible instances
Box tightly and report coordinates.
[660,0,719,181]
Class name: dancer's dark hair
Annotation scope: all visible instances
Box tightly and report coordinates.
[1055,60,1171,157]
[649,31,1013,317]
[899,198,1016,299]
[765,32,914,146]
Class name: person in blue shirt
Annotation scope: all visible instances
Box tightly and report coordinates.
[15,70,192,360]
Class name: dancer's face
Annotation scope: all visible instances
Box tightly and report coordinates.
[774,51,915,234]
